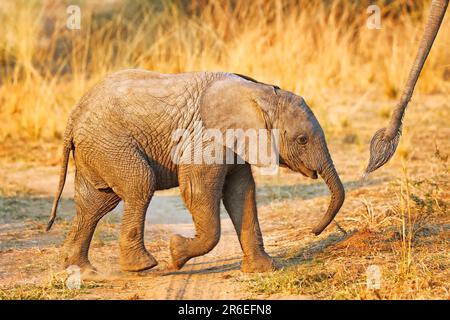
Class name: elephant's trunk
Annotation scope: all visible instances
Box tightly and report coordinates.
[312,162,345,235]
[365,0,448,175]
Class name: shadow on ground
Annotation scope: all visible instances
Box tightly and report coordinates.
[277,230,356,269]
[163,261,241,275]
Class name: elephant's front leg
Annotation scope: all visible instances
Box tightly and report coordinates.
[223,164,277,273]
[170,165,226,270]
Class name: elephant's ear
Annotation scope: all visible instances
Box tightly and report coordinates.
[199,78,278,167]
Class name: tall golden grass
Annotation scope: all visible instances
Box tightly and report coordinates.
[0,0,449,142]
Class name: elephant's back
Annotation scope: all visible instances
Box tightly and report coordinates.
[74,69,225,121]
[68,69,226,173]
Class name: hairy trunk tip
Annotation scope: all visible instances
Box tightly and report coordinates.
[365,127,401,175]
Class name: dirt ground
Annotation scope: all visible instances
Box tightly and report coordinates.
[0,160,314,299]
[0,94,448,299]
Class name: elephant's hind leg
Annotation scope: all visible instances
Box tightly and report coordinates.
[119,195,158,272]
[170,165,226,270]
[62,172,120,273]
[111,155,158,272]
[223,165,276,273]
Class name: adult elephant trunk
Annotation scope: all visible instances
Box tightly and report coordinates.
[312,162,345,235]
[365,0,449,175]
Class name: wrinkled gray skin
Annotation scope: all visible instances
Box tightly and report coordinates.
[47,70,345,273]
[366,0,448,175]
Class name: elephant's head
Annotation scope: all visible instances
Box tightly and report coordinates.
[201,76,345,235]
[274,92,345,235]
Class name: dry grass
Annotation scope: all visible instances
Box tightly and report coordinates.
[0,0,449,142]
[0,268,107,300]
[0,272,82,300]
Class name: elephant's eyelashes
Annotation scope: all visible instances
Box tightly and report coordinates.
[297,135,308,145]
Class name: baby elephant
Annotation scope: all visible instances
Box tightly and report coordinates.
[47,70,345,274]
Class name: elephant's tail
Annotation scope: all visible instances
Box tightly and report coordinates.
[46,121,74,231]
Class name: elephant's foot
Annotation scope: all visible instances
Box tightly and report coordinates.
[241,252,278,273]
[60,247,95,273]
[169,234,191,270]
[120,247,158,272]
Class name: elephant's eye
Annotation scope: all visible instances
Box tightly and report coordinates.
[297,135,308,145]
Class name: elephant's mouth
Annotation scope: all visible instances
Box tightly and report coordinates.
[299,165,318,179]
[279,157,318,179]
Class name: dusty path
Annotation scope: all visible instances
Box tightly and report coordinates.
[62,218,251,300]
[135,220,245,300]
